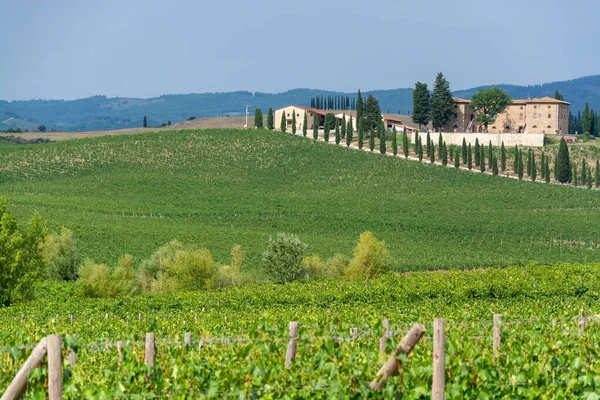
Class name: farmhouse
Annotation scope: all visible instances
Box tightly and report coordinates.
[444,97,570,134]
[274,105,418,134]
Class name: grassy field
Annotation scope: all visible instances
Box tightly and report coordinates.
[1,128,600,271]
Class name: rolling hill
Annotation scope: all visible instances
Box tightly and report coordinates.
[1,76,599,132]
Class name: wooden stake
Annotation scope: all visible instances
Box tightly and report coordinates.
[70,314,74,325]
[350,327,358,341]
[184,332,192,346]
[145,333,155,369]
[285,321,299,369]
[47,334,63,400]
[0,338,48,400]
[379,319,390,354]
[579,311,586,334]
[369,323,426,390]
[68,348,76,367]
[493,314,501,357]
[198,336,205,349]
[432,318,446,400]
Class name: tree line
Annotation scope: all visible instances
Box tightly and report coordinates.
[310,95,356,111]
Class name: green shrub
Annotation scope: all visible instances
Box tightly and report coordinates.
[303,253,350,279]
[152,248,217,293]
[78,255,138,298]
[42,227,80,281]
[344,232,391,279]
[0,197,47,305]
[262,233,307,284]
[138,240,183,291]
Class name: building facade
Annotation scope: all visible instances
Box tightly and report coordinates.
[444,97,570,134]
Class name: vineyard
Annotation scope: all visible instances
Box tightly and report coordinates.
[2,263,600,398]
[0,129,600,271]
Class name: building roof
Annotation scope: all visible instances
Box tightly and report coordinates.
[277,105,329,116]
[454,96,570,105]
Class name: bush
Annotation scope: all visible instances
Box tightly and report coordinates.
[0,197,47,305]
[262,233,307,284]
[344,232,392,279]
[138,240,183,291]
[78,255,138,298]
[303,254,349,279]
[42,227,80,281]
[152,248,217,293]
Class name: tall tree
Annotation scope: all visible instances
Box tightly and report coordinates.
[454,151,460,168]
[291,110,297,134]
[488,141,493,169]
[426,132,431,158]
[470,87,512,132]
[517,149,524,180]
[323,114,331,142]
[335,120,341,145]
[312,113,318,139]
[492,156,499,176]
[430,72,454,132]
[267,108,274,130]
[302,111,307,137]
[581,159,587,185]
[254,108,264,128]
[595,160,600,188]
[500,142,506,172]
[346,116,353,147]
[379,119,386,154]
[545,159,551,184]
[555,137,571,183]
[369,123,375,152]
[467,144,472,170]
[480,146,486,173]
[403,128,409,158]
[540,152,545,179]
[442,142,448,166]
[474,138,480,167]
[364,95,382,135]
[430,144,435,164]
[582,103,592,135]
[462,138,467,164]
[418,139,423,161]
[358,120,364,150]
[391,126,397,156]
[526,149,532,177]
[341,114,346,139]
[412,82,430,130]
[554,90,564,101]
[356,90,364,130]
[280,110,287,132]
[143,116,148,128]
[531,153,537,181]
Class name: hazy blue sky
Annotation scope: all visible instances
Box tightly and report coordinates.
[1,0,598,100]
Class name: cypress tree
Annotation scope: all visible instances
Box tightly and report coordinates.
[454,151,460,168]
[500,142,506,172]
[414,132,419,153]
[291,110,297,134]
[379,120,386,154]
[517,150,524,180]
[595,160,600,188]
[461,138,467,163]
[513,148,519,175]
[254,108,264,128]
[346,116,353,147]
[412,82,431,130]
[430,144,435,164]
[442,143,448,166]
[302,111,307,137]
[430,72,454,131]
[281,110,287,132]
[438,134,443,154]
[588,168,593,188]
[143,116,147,127]
[391,126,398,156]
[480,146,485,173]
[324,115,330,142]
[335,121,341,145]
[449,145,454,162]
[555,137,571,183]
[313,113,319,139]
[341,114,346,139]
[369,127,375,152]
[426,132,431,158]
[488,141,493,169]
[467,144,473,170]
[358,121,364,149]
[526,149,532,177]
[418,140,423,161]
[493,156,499,176]
[403,128,409,158]
[356,90,364,129]
[545,159,551,183]
[267,108,274,130]
[474,138,480,166]
[581,159,587,185]
[573,165,578,186]
[540,152,545,179]
[531,153,537,181]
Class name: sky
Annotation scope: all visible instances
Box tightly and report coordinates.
[1,0,598,101]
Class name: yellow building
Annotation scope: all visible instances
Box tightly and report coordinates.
[444,97,570,134]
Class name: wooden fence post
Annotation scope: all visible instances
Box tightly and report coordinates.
[369,323,426,390]
[0,338,48,400]
[379,319,390,354]
[493,314,501,357]
[285,321,299,369]
[432,318,446,400]
[350,327,358,341]
[184,332,192,347]
[47,334,63,400]
[145,333,155,369]
[579,311,586,334]
[68,347,76,367]
[117,341,123,363]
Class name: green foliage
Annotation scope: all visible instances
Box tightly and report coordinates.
[474,138,480,166]
[302,111,307,137]
[596,160,600,188]
[42,227,80,282]
[391,127,397,156]
[467,144,472,170]
[253,108,263,129]
[500,142,506,172]
[581,159,587,185]
[143,116,147,128]
[479,146,485,173]
[262,233,307,284]
[38,125,47,133]
[488,141,493,169]
[454,151,460,168]
[555,138,572,183]
[517,149,524,180]
[461,138,467,163]
[364,95,381,134]
[346,116,353,147]
[341,114,346,139]
[402,128,409,158]
[430,72,454,131]
[442,142,448,166]
[0,197,47,305]
[470,87,512,132]
[78,255,137,298]
[267,108,274,130]
[358,120,364,149]
[378,120,386,154]
[280,110,286,132]
[335,120,340,145]
[344,232,391,279]
[412,82,430,129]
[153,248,217,293]
[312,112,318,140]
[291,110,297,134]
[492,156,499,176]
[369,126,375,152]
[531,153,537,181]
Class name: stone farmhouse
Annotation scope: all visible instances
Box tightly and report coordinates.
[445,97,570,134]
[274,105,418,134]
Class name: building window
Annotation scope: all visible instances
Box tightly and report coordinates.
[454,105,457,108]
[534,105,537,109]
[532,125,537,129]
[454,113,458,118]
[287,113,290,117]
[547,125,552,129]
[548,106,551,109]
[548,114,551,118]
[519,113,523,119]
[520,106,523,110]
[533,113,537,118]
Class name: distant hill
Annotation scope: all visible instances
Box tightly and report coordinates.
[1,76,599,132]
